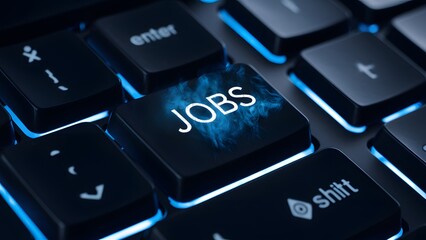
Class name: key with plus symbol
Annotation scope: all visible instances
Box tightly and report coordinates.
[356,62,378,79]
[292,32,426,130]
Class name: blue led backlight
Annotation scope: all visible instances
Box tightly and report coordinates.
[371,146,426,200]
[100,209,165,240]
[218,10,286,64]
[200,0,218,3]
[358,23,380,34]
[388,228,403,240]
[169,144,314,209]
[289,73,367,134]
[382,102,423,123]
[290,73,424,132]
[0,178,163,240]
[4,105,109,138]
[117,73,144,99]
[0,183,47,240]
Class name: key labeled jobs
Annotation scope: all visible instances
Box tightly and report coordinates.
[108,64,311,202]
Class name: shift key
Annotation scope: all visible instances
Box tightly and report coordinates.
[149,149,401,240]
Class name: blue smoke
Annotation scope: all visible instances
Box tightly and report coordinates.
[166,65,284,149]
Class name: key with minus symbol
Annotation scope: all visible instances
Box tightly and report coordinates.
[0,30,123,133]
[0,123,160,239]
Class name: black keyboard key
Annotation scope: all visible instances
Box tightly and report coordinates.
[340,0,423,23]
[89,1,225,94]
[0,0,148,45]
[0,31,123,133]
[0,194,34,239]
[373,106,426,195]
[220,0,351,55]
[0,123,159,239]
[388,6,426,70]
[148,149,401,240]
[401,226,426,240]
[293,32,426,128]
[108,64,311,202]
[0,106,14,147]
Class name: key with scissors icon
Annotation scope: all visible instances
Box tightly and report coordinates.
[0,30,123,133]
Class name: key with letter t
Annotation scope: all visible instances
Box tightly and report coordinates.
[293,33,426,129]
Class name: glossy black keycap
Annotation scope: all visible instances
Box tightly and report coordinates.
[0,123,159,239]
[340,0,423,23]
[294,32,426,127]
[401,226,426,240]
[0,106,14,148]
[0,0,148,45]
[221,0,351,55]
[89,1,225,94]
[148,149,401,240]
[108,64,311,202]
[388,6,426,70]
[0,31,123,133]
[373,106,426,193]
[0,195,33,239]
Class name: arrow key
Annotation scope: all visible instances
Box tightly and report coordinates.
[0,123,160,239]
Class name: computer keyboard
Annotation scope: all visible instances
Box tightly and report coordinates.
[150,149,402,239]
[0,0,425,239]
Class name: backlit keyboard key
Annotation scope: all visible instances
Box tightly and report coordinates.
[293,32,426,129]
[0,123,159,239]
[148,149,401,240]
[388,6,426,70]
[373,106,426,196]
[0,106,14,147]
[89,1,226,94]
[0,31,123,133]
[220,0,350,59]
[108,64,311,203]
[340,0,423,23]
